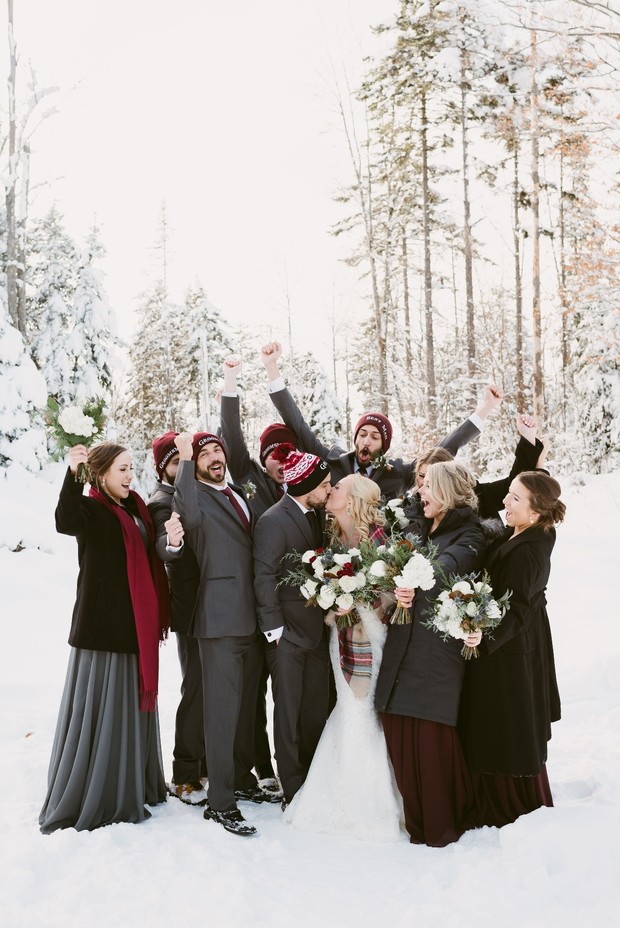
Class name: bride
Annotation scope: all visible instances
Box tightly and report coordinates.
[284,474,412,842]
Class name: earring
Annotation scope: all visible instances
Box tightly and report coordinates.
[102,478,106,487]
[530,515,534,523]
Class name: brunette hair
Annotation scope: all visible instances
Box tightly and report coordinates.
[414,446,454,487]
[426,459,478,513]
[87,441,129,491]
[329,474,385,543]
[515,471,566,531]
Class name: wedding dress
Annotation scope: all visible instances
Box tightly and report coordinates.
[284,604,406,842]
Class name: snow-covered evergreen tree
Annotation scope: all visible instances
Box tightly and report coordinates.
[68,226,122,400]
[0,295,47,471]
[289,351,344,447]
[26,206,78,403]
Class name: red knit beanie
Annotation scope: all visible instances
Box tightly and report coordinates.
[281,449,330,497]
[152,431,180,478]
[259,423,297,467]
[354,413,393,452]
[192,432,228,461]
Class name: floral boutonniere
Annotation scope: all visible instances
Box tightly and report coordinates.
[371,452,393,472]
[242,480,257,499]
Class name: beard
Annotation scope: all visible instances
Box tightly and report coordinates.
[196,461,226,484]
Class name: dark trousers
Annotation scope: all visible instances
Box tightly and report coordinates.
[172,632,206,783]
[198,633,262,812]
[272,635,330,802]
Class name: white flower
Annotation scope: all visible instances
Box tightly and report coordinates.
[486,600,502,619]
[395,553,435,591]
[317,585,337,609]
[465,601,478,617]
[376,545,387,555]
[355,571,367,589]
[58,407,96,438]
[336,593,354,612]
[338,575,358,593]
[301,550,316,564]
[300,579,319,600]
[369,560,387,578]
[312,560,325,579]
[452,580,474,596]
[347,547,361,557]
[386,498,403,510]
[333,553,352,566]
[437,590,451,603]
[397,514,410,529]
[474,580,491,594]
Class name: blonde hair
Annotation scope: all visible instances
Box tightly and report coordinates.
[414,446,453,486]
[425,460,478,513]
[330,474,385,543]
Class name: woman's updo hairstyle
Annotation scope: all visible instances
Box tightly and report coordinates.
[414,446,454,487]
[425,460,478,513]
[516,471,566,531]
[87,441,128,491]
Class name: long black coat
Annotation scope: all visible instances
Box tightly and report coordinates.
[56,468,140,653]
[375,506,485,726]
[458,525,561,776]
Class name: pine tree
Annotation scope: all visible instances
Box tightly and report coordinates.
[0,295,47,471]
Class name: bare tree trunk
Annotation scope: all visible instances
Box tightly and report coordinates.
[512,140,525,409]
[5,0,20,332]
[421,91,437,428]
[530,23,544,421]
[460,49,476,392]
[401,231,412,372]
[16,141,30,333]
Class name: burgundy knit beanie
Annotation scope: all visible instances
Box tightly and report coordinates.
[192,432,228,461]
[259,423,297,467]
[281,449,330,497]
[152,431,180,478]
[353,413,393,452]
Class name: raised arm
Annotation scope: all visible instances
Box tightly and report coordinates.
[220,356,253,482]
[439,384,503,456]
[171,433,202,531]
[55,446,90,536]
[260,341,334,459]
[476,414,545,519]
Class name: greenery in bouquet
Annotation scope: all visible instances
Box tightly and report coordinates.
[381,496,411,534]
[45,396,107,483]
[365,532,438,625]
[280,540,381,629]
[424,570,512,659]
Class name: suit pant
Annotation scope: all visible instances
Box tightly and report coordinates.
[254,637,278,779]
[272,635,330,802]
[198,633,262,812]
[172,631,206,784]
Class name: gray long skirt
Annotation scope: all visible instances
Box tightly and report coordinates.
[39,648,167,834]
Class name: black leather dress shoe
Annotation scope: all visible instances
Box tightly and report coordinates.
[203,806,257,837]
[235,787,282,804]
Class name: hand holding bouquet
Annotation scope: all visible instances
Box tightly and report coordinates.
[367,534,437,624]
[425,571,511,659]
[45,396,107,483]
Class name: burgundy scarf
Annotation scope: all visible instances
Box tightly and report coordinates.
[89,487,170,711]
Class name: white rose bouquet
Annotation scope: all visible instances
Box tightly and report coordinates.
[45,396,107,483]
[424,570,512,659]
[367,533,437,625]
[281,542,379,629]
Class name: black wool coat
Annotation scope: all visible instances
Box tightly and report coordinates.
[55,468,141,653]
[375,506,486,726]
[458,525,561,777]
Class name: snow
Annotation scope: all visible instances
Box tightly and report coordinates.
[1,464,618,928]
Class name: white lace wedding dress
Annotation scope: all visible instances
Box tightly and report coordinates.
[284,605,406,842]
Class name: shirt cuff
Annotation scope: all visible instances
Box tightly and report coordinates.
[264,626,283,642]
[268,377,286,394]
[166,538,184,552]
[469,412,484,431]
[221,390,239,398]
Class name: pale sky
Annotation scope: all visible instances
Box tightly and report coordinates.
[6,0,396,364]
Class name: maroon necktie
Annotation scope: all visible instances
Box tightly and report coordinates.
[222,487,251,534]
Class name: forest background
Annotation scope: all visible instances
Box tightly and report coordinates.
[1,0,619,492]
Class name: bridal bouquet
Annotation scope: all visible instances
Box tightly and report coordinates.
[424,571,512,659]
[281,542,379,629]
[366,534,437,625]
[45,396,107,483]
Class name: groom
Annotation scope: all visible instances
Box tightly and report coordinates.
[253,448,332,806]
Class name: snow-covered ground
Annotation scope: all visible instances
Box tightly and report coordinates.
[1,463,618,928]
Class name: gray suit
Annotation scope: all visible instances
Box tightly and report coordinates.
[253,494,330,802]
[269,386,481,500]
[173,460,261,812]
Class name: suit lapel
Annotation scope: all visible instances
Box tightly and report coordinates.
[282,495,316,549]
[200,482,252,537]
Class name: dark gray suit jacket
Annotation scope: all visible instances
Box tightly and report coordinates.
[253,494,326,650]
[173,460,258,639]
[220,394,283,519]
[269,386,480,499]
